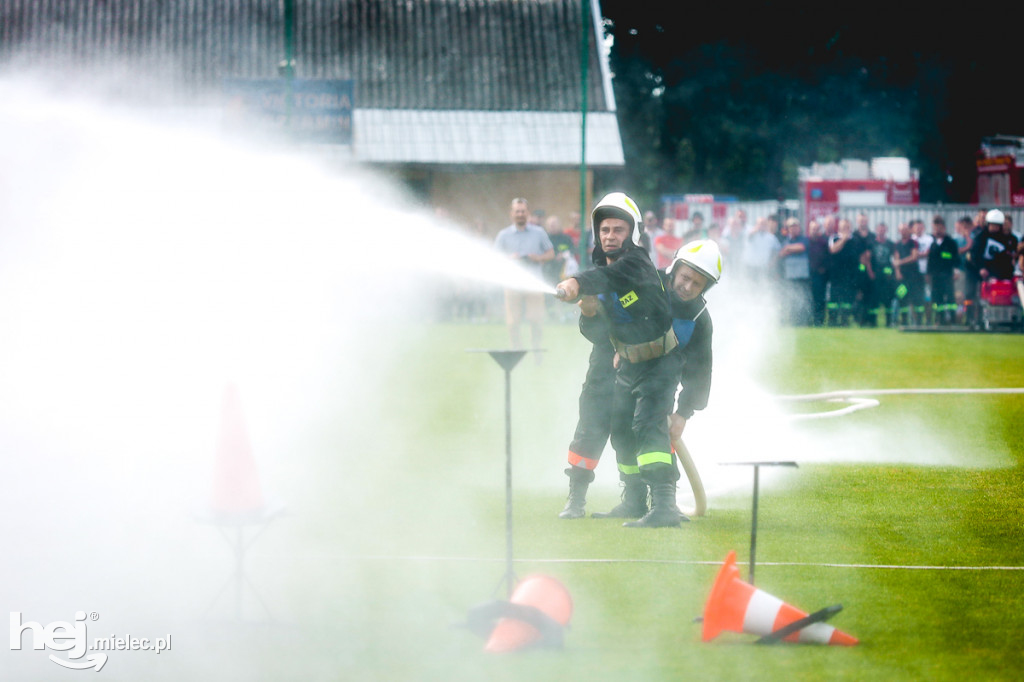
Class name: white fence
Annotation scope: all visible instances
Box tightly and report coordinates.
[817,204,1024,240]
[660,197,1024,241]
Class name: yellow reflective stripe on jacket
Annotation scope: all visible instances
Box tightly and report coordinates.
[637,451,673,467]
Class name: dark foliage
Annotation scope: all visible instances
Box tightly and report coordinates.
[599,3,1019,205]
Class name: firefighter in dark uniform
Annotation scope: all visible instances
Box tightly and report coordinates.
[555,192,681,528]
[599,239,719,524]
[869,223,897,327]
[827,218,859,326]
[558,240,720,522]
[557,322,615,519]
[927,216,960,325]
[852,215,875,326]
[658,240,719,525]
[893,223,924,325]
[592,240,719,525]
[971,209,1015,281]
[663,240,717,447]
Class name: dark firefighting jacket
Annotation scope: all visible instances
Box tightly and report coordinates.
[573,246,672,347]
[665,287,713,420]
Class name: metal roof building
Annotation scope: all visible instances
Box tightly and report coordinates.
[0,0,624,169]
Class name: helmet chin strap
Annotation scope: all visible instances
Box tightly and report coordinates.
[603,243,635,261]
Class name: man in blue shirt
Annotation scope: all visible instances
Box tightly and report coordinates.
[494,198,554,349]
[777,217,811,326]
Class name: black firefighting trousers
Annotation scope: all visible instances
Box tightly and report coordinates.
[609,352,680,485]
[565,340,616,483]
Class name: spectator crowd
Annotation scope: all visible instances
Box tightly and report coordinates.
[711,207,1022,329]
[442,199,1024,334]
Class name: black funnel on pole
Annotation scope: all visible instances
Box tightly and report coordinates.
[486,349,528,372]
[466,348,536,597]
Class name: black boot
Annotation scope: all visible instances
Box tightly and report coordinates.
[592,476,648,519]
[558,477,589,519]
[624,482,687,528]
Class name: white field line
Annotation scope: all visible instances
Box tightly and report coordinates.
[341,555,1024,570]
[779,387,1024,401]
[777,387,1024,421]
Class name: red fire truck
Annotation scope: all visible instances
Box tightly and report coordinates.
[974,135,1024,206]
[799,157,920,221]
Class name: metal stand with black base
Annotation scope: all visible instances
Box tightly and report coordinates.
[721,461,798,585]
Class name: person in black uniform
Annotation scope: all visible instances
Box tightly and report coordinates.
[555,192,681,528]
[662,240,717,475]
[558,239,720,522]
[807,218,830,327]
[927,216,960,326]
[893,222,924,326]
[851,215,875,326]
[869,222,897,327]
[827,218,859,326]
[591,238,720,525]
[971,209,1015,282]
[557,319,615,519]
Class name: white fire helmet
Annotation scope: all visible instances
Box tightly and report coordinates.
[669,239,723,290]
[986,208,1005,225]
[591,192,643,253]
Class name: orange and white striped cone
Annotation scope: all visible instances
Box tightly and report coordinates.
[702,551,858,646]
[209,382,265,520]
[484,574,573,653]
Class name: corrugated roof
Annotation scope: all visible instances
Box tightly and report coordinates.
[0,0,623,166]
[355,109,623,165]
[0,0,611,112]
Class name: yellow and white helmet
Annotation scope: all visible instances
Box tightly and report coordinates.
[590,192,643,265]
[669,239,723,290]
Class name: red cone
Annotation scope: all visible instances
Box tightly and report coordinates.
[703,551,858,645]
[209,382,264,520]
[485,575,573,652]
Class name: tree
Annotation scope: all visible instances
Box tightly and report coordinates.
[598,3,1019,204]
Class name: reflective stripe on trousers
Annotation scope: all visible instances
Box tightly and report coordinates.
[568,450,599,470]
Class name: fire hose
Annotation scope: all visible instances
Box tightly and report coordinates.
[672,425,707,518]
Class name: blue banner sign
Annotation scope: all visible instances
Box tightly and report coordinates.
[223,79,353,143]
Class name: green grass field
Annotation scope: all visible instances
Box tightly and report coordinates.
[193,321,1020,682]
[81,321,1023,681]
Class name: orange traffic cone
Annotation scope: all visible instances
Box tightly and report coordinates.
[484,574,573,653]
[702,551,858,646]
[209,382,265,521]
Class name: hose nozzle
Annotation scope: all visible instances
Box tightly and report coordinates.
[555,287,569,300]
